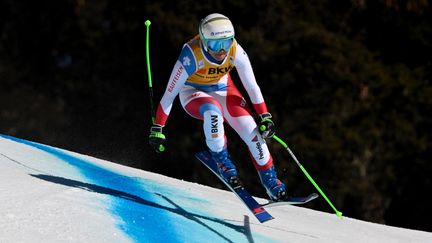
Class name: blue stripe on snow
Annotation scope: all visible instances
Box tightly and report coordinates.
[0,135,178,242]
[0,134,274,243]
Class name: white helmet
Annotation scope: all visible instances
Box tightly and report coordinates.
[199,13,235,52]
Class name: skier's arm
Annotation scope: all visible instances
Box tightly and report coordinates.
[234,43,275,138]
[154,44,197,126]
[234,43,268,115]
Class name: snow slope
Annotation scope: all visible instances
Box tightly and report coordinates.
[1,134,431,243]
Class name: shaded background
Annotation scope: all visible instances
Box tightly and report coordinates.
[1,0,431,232]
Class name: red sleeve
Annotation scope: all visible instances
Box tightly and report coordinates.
[154,104,168,126]
[253,102,268,115]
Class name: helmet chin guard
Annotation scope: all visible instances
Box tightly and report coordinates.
[199,13,235,52]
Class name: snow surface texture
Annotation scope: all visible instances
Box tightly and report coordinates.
[1,134,431,243]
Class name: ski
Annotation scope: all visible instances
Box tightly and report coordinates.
[195,151,274,223]
[261,193,319,208]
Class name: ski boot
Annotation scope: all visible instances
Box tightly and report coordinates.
[258,166,288,201]
[210,148,241,188]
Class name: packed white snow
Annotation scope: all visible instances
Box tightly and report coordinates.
[1,134,431,242]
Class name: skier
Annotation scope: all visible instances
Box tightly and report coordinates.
[149,13,288,201]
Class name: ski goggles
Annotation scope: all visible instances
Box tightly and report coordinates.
[206,37,234,52]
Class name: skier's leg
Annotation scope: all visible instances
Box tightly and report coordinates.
[180,85,239,186]
[220,75,287,200]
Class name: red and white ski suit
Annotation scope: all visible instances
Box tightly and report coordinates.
[154,35,273,170]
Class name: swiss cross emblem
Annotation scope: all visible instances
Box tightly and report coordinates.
[182,56,191,66]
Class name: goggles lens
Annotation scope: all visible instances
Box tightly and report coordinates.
[207,38,233,52]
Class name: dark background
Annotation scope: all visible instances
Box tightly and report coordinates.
[1,0,431,232]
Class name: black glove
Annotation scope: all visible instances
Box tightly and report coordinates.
[259,112,275,139]
[149,124,166,153]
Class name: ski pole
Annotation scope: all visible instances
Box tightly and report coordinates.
[145,19,165,152]
[272,134,343,218]
[144,20,156,124]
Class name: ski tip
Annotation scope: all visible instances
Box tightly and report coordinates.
[259,216,274,223]
[255,211,274,223]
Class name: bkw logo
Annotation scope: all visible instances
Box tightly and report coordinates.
[208,66,232,75]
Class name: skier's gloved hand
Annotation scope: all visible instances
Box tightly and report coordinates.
[259,112,275,139]
[149,124,166,153]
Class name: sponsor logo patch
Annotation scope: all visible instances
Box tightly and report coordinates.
[211,115,219,138]
[252,135,264,160]
[168,66,183,93]
[208,66,233,75]
[256,141,264,160]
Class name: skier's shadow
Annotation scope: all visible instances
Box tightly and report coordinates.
[30,174,257,243]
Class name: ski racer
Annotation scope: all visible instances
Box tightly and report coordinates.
[149,13,288,201]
